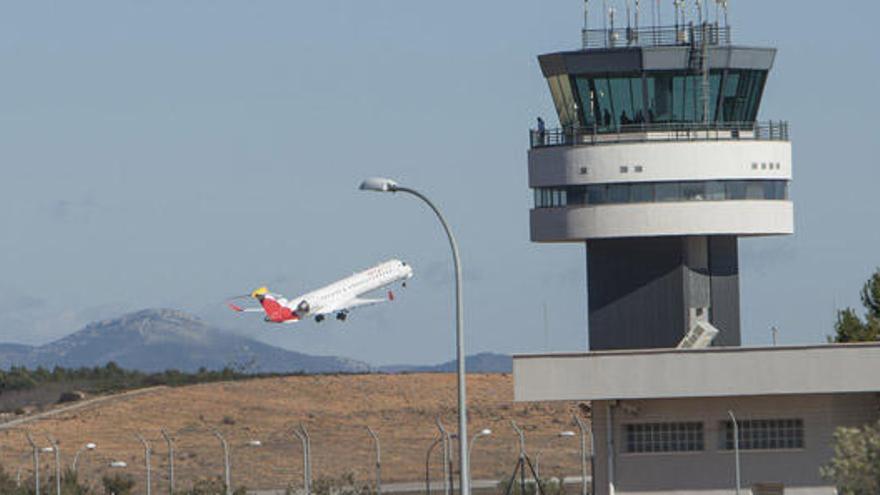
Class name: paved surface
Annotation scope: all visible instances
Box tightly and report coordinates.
[0,386,167,430]
[249,475,593,495]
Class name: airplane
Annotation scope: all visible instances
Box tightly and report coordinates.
[227,259,413,323]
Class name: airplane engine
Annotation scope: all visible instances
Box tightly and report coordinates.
[297,300,311,314]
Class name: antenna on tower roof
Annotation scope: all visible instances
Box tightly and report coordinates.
[720,0,729,28]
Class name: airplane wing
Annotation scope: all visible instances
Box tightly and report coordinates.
[227,302,264,313]
[315,291,395,316]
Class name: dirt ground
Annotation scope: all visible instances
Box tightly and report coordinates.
[0,373,591,492]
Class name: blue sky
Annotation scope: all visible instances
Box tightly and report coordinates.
[0,1,877,365]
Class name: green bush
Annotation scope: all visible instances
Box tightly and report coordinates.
[102,472,135,495]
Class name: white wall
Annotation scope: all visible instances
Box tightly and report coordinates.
[530,200,793,241]
[528,141,793,187]
[590,394,878,495]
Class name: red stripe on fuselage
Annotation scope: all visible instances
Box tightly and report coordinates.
[258,297,299,323]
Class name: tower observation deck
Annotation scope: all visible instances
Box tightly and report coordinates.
[528,12,793,350]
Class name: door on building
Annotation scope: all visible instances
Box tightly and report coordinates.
[751,483,784,495]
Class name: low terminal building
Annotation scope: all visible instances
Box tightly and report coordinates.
[513,344,880,495]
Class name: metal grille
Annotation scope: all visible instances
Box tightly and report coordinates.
[722,419,804,450]
[625,422,704,453]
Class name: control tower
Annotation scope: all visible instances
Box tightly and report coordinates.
[528,7,792,350]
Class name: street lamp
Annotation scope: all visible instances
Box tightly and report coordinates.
[72,442,97,472]
[136,433,152,495]
[468,429,492,471]
[425,435,443,495]
[46,436,61,495]
[161,429,175,495]
[535,431,577,481]
[573,415,591,495]
[435,418,453,495]
[366,426,382,495]
[212,430,232,495]
[293,427,311,495]
[728,410,741,495]
[360,177,470,495]
[26,433,40,495]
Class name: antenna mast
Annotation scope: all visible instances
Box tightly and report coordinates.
[583,0,590,49]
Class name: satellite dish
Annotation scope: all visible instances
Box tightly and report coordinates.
[677,321,719,349]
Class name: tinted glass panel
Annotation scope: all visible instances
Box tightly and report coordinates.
[706,181,725,200]
[608,184,631,203]
[682,182,706,200]
[609,77,635,127]
[647,75,674,123]
[631,183,654,202]
[656,183,682,202]
[586,185,608,205]
[533,180,788,208]
[727,181,747,200]
[593,79,614,131]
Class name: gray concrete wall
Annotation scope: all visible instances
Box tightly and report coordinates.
[591,394,879,495]
[513,344,880,402]
[586,236,741,351]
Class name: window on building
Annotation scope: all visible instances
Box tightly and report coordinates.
[720,419,804,450]
[625,422,704,453]
[532,180,789,209]
[655,182,682,202]
[631,183,654,203]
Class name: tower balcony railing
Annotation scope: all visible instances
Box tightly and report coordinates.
[530,121,789,149]
[582,23,731,50]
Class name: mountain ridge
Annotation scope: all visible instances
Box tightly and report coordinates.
[0,309,511,373]
[0,309,370,373]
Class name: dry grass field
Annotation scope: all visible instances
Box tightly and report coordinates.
[0,373,590,492]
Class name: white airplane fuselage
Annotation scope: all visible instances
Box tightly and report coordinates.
[290,259,413,317]
[237,259,413,323]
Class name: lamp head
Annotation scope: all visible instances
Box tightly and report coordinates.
[109,461,127,468]
[480,429,492,436]
[85,443,97,450]
[359,177,399,193]
[559,430,576,438]
[248,440,262,447]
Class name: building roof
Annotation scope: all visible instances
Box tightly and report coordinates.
[513,343,880,402]
[538,46,776,78]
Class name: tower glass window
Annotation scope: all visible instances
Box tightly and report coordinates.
[572,70,767,130]
[533,180,789,209]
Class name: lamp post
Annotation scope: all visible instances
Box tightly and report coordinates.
[573,415,591,495]
[212,430,232,495]
[534,431,576,481]
[293,426,312,495]
[360,177,470,495]
[728,410,741,495]
[467,429,492,486]
[136,433,152,495]
[71,442,97,472]
[425,436,443,495]
[44,437,61,495]
[468,429,492,463]
[26,432,40,495]
[161,429,175,495]
[435,418,452,495]
[366,426,382,495]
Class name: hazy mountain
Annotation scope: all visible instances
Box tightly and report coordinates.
[0,309,369,373]
[379,352,512,374]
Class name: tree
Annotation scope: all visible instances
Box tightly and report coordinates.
[102,473,134,495]
[821,420,880,494]
[831,268,880,343]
